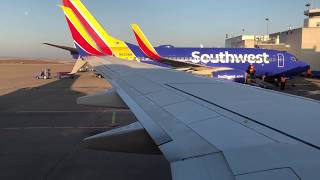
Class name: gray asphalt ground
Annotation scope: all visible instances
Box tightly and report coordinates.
[280,76,320,100]
[0,61,170,180]
[0,61,319,180]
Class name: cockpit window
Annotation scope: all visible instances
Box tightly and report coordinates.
[291,56,298,61]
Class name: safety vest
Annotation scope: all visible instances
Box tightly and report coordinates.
[307,69,312,76]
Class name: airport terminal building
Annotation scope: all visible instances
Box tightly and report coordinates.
[226,8,320,72]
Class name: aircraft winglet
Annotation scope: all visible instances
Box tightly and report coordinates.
[131,24,161,60]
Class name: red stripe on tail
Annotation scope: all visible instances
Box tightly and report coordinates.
[66,17,104,56]
[133,31,161,60]
[63,0,113,56]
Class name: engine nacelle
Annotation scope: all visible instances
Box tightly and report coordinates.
[213,69,246,83]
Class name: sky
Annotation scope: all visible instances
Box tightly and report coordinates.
[0,0,314,59]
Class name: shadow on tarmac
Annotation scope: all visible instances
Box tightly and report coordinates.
[282,77,320,100]
[0,77,171,180]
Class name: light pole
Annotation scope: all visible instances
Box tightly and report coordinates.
[305,3,311,10]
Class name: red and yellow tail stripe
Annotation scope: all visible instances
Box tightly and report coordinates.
[61,6,103,56]
[62,0,136,60]
[131,24,161,60]
[62,0,113,56]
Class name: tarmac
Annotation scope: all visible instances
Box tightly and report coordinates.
[279,77,320,100]
[0,60,319,180]
[0,60,171,180]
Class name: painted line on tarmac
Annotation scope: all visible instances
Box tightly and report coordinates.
[24,126,51,129]
[0,126,111,131]
[15,109,131,114]
[291,83,316,86]
[0,127,20,130]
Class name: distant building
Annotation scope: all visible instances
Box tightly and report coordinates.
[225,8,320,72]
[225,35,271,49]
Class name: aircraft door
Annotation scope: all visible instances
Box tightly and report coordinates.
[277,53,285,68]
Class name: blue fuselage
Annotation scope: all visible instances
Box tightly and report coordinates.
[152,47,310,78]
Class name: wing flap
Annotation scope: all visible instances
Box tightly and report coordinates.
[168,82,320,149]
[236,168,300,180]
[171,153,234,180]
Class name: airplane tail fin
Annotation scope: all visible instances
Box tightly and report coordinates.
[131,24,161,60]
[60,0,136,60]
[60,5,105,56]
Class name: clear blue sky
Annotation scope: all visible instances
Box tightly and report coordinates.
[0,0,313,59]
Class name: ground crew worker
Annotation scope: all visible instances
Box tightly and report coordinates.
[246,64,256,82]
[40,70,45,77]
[274,77,280,87]
[262,74,266,81]
[307,68,312,78]
[245,73,250,84]
[280,76,287,90]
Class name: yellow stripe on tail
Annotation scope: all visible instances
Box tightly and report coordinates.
[70,0,136,60]
[61,5,101,53]
[131,24,161,60]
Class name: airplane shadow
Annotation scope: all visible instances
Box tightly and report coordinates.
[0,76,171,180]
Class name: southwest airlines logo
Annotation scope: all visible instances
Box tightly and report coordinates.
[217,75,245,79]
[191,51,270,64]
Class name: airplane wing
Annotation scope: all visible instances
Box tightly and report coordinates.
[43,43,78,55]
[161,58,236,77]
[83,56,320,180]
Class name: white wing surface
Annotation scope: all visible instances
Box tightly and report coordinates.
[85,56,320,180]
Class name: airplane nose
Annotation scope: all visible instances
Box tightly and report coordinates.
[299,61,310,71]
[295,61,310,74]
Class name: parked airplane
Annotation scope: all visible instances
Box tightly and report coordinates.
[131,24,310,81]
[49,0,309,82]
[46,0,309,83]
[46,1,320,179]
